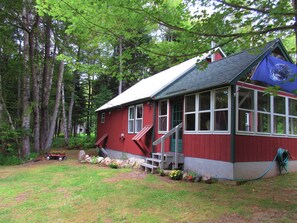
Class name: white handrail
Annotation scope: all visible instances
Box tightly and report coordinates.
[153,122,182,170]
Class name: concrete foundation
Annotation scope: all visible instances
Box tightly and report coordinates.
[104,148,297,179]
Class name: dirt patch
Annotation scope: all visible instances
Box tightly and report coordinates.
[103,170,147,183]
[214,208,295,223]
[15,192,29,203]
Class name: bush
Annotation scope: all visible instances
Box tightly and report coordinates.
[108,162,119,169]
[0,154,22,165]
[169,170,183,180]
[52,135,96,149]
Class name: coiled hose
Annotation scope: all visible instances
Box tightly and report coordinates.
[216,148,290,182]
[277,147,290,174]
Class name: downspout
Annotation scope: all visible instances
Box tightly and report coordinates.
[230,85,236,163]
[151,101,157,155]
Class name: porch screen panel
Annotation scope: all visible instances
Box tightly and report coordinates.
[238,88,254,132]
[214,88,228,131]
[289,98,297,135]
[185,94,196,131]
[257,92,270,133]
[273,96,286,134]
[198,91,211,131]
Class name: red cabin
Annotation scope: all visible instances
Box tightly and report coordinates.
[96,39,297,179]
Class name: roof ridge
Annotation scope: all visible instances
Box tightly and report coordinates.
[207,39,279,65]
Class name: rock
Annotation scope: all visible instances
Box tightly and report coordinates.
[202,173,215,184]
[78,150,86,161]
[85,156,92,163]
[96,157,104,163]
[103,157,111,165]
[115,159,124,166]
[194,175,202,182]
[119,159,129,168]
[163,170,171,176]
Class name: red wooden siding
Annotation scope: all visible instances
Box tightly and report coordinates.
[183,134,231,162]
[214,52,224,61]
[96,103,154,157]
[235,135,297,162]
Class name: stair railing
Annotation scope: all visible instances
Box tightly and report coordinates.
[153,122,183,170]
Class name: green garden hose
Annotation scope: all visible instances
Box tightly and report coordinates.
[276,147,289,174]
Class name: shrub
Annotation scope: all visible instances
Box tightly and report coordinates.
[52,135,96,149]
[169,170,183,180]
[108,162,119,169]
[157,168,165,176]
[0,154,22,165]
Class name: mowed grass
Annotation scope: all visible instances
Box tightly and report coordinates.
[1,157,297,223]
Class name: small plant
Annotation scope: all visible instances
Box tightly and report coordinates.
[169,170,183,180]
[108,162,119,169]
[184,171,197,182]
[91,156,97,164]
[156,168,165,176]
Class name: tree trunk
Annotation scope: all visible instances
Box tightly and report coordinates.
[86,73,91,136]
[118,36,123,94]
[45,60,64,151]
[29,15,40,153]
[67,47,80,137]
[21,1,31,157]
[67,91,74,137]
[61,81,68,145]
[41,17,54,151]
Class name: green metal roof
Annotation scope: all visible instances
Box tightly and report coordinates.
[154,39,283,100]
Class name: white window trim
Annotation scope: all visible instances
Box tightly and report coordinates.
[158,99,169,133]
[135,104,143,133]
[101,112,105,123]
[272,96,287,136]
[288,98,297,136]
[128,106,135,133]
[236,86,297,137]
[184,87,230,134]
[184,94,197,132]
[213,88,230,133]
[198,91,212,133]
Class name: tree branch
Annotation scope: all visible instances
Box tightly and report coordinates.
[217,0,297,16]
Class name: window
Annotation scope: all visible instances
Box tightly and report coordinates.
[257,92,270,133]
[185,95,196,131]
[128,106,135,133]
[236,86,297,136]
[238,88,254,132]
[158,100,168,132]
[273,96,286,134]
[101,113,105,123]
[198,92,211,131]
[128,104,143,133]
[135,105,143,133]
[184,88,230,133]
[289,98,297,135]
[214,88,228,131]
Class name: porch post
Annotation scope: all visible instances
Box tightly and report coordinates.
[160,137,164,170]
[174,126,179,169]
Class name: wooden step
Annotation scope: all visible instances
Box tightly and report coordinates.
[146,158,162,163]
[152,152,174,157]
[140,163,158,173]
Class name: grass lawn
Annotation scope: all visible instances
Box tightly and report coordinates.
[0,151,297,223]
